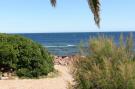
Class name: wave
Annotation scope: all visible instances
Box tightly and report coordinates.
[45,45,76,48]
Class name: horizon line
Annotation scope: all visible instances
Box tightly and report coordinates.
[1,30,135,34]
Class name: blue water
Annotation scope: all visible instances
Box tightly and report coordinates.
[18,32,135,56]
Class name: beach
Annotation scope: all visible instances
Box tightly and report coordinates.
[0,64,73,89]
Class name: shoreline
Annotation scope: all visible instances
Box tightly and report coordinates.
[53,55,75,66]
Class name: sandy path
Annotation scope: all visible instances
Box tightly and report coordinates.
[0,65,73,89]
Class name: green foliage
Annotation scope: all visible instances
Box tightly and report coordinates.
[71,34,135,89]
[0,33,54,78]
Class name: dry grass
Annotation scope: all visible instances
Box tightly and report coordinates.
[69,35,135,89]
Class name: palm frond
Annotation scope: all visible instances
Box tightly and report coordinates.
[50,0,56,7]
[88,0,100,27]
[50,0,100,28]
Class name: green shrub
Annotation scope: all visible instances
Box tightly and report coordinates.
[0,33,54,78]
[71,34,135,89]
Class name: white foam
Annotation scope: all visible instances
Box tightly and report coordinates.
[67,45,76,47]
[45,45,76,48]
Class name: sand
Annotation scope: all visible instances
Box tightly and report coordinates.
[0,65,73,89]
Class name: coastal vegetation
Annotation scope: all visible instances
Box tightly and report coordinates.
[70,34,135,89]
[0,33,54,78]
[1,33,135,89]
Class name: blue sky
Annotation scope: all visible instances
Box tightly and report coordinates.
[0,0,135,33]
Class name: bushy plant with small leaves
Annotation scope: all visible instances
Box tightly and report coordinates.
[0,33,54,78]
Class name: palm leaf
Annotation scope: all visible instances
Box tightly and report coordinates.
[50,0,56,7]
[88,0,100,27]
[50,0,100,27]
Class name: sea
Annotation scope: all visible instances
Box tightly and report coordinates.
[18,32,135,56]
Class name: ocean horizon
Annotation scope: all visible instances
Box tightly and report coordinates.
[16,32,135,56]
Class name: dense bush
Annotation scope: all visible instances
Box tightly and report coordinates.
[71,34,135,89]
[0,33,54,78]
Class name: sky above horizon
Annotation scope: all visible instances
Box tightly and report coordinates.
[0,0,135,33]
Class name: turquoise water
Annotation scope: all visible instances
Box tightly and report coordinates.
[19,32,135,56]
